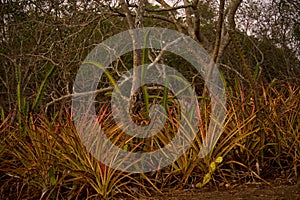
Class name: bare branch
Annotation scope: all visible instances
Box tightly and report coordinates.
[119,0,135,30]
[183,0,196,39]
[220,64,248,82]
[135,0,146,28]
[212,0,226,62]
[45,87,113,113]
[155,0,183,32]
[227,0,243,30]
[145,4,192,12]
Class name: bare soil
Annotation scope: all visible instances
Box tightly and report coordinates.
[143,181,300,200]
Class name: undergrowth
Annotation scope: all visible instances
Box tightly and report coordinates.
[0,80,299,199]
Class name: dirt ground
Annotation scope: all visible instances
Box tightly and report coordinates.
[144,181,300,200]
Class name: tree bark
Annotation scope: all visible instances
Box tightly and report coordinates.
[119,0,147,116]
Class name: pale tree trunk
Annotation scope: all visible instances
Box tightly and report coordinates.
[119,0,147,116]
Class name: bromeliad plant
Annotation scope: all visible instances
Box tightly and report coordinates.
[1,62,299,199]
[0,106,154,199]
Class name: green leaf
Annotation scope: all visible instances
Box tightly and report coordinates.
[32,65,56,111]
[48,167,57,186]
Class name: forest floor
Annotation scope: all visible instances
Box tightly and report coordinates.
[136,179,300,200]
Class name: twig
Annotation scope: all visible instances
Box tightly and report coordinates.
[220,63,249,82]
[45,87,113,113]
